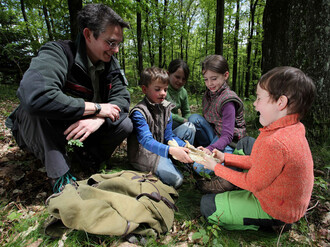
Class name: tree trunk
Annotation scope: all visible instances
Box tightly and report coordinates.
[232,0,240,93]
[42,5,53,41]
[205,10,210,56]
[121,42,126,73]
[215,0,224,55]
[137,0,143,80]
[263,0,330,144]
[144,6,154,66]
[179,0,184,59]
[20,0,34,42]
[68,0,82,41]
[162,0,168,68]
[244,0,258,98]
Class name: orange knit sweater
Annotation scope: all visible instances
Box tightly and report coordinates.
[215,114,314,223]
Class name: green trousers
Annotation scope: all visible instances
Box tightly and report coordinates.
[200,190,286,231]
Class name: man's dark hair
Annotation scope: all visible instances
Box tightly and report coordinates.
[77,3,130,39]
[258,66,316,119]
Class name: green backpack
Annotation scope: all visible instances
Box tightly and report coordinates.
[46,170,178,237]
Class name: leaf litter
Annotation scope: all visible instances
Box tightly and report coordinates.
[0,100,329,246]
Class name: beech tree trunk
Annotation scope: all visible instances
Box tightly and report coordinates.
[42,5,53,41]
[215,0,224,55]
[137,0,143,80]
[263,0,330,144]
[68,0,82,41]
[232,0,240,93]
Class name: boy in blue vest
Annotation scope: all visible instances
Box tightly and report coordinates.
[128,67,194,188]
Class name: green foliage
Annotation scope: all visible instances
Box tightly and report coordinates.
[313,176,329,202]
[66,139,84,153]
[128,86,143,106]
[192,223,223,246]
[7,211,22,221]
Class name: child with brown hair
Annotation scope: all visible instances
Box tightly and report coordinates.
[199,66,316,231]
[166,59,196,144]
[128,67,193,188]
[189,55,246,193]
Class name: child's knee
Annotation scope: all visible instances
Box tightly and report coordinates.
[200,194,217,218]
[188,114,203,126]
[173,175,183,189]
[193,162,213,175]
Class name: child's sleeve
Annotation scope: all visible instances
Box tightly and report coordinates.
[131,110,170,158]
[181,91,191,119]
[206,102,235,151]
[215,139,285,192]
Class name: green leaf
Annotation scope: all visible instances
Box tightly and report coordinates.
[192,232,203,240]
[7,212,22,221]
[68,139,84,147]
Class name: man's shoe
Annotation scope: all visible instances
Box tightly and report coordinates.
[51,172,78,194]
[197,176,237,194]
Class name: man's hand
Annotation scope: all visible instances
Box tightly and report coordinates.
[169,146,194,164]
[64,117,105,142]
[98,103,121,122]
[84,102,121,122]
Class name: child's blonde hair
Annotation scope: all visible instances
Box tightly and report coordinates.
[140,67,169,86]
[258,66,316,119]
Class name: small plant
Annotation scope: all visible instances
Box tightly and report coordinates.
[313,176,329,201]
[199,171,211,180]
[66,139,84,153]
[192,223,222,246]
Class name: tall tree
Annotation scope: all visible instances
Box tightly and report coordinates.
[42,4,53,40]
[232,0,240,92]
[215,0,224,55]
[20,0,35,45]
[144,7,155,66]
[136,0,143,79]
[67,0,82,41]
[244,0,258,98]
[263,0,330,144]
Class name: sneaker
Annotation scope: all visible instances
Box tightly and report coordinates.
[197,176,237,194]
[51,172,78,194]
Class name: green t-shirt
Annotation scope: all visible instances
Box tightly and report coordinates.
[166,84,191,124]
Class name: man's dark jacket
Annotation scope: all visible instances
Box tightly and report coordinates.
[6,34,130,129]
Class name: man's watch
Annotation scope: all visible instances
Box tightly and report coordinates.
[94,103,101,115]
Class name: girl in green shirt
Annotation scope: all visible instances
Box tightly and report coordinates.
[166,59,196,144]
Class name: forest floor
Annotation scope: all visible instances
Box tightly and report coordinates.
[0,84,329,246]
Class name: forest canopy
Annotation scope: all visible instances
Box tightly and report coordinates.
[0,0,264,98]
[1,0,329,144]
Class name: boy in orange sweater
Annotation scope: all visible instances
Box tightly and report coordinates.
[199,66,316,231]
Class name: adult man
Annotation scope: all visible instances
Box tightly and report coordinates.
[5,4,132,192]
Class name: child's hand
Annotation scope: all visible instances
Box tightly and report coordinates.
[169,147,194,164]
[212,149,225,163]
[197,146,212,156]
[199,149,225,171]
[199,155,218,171]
